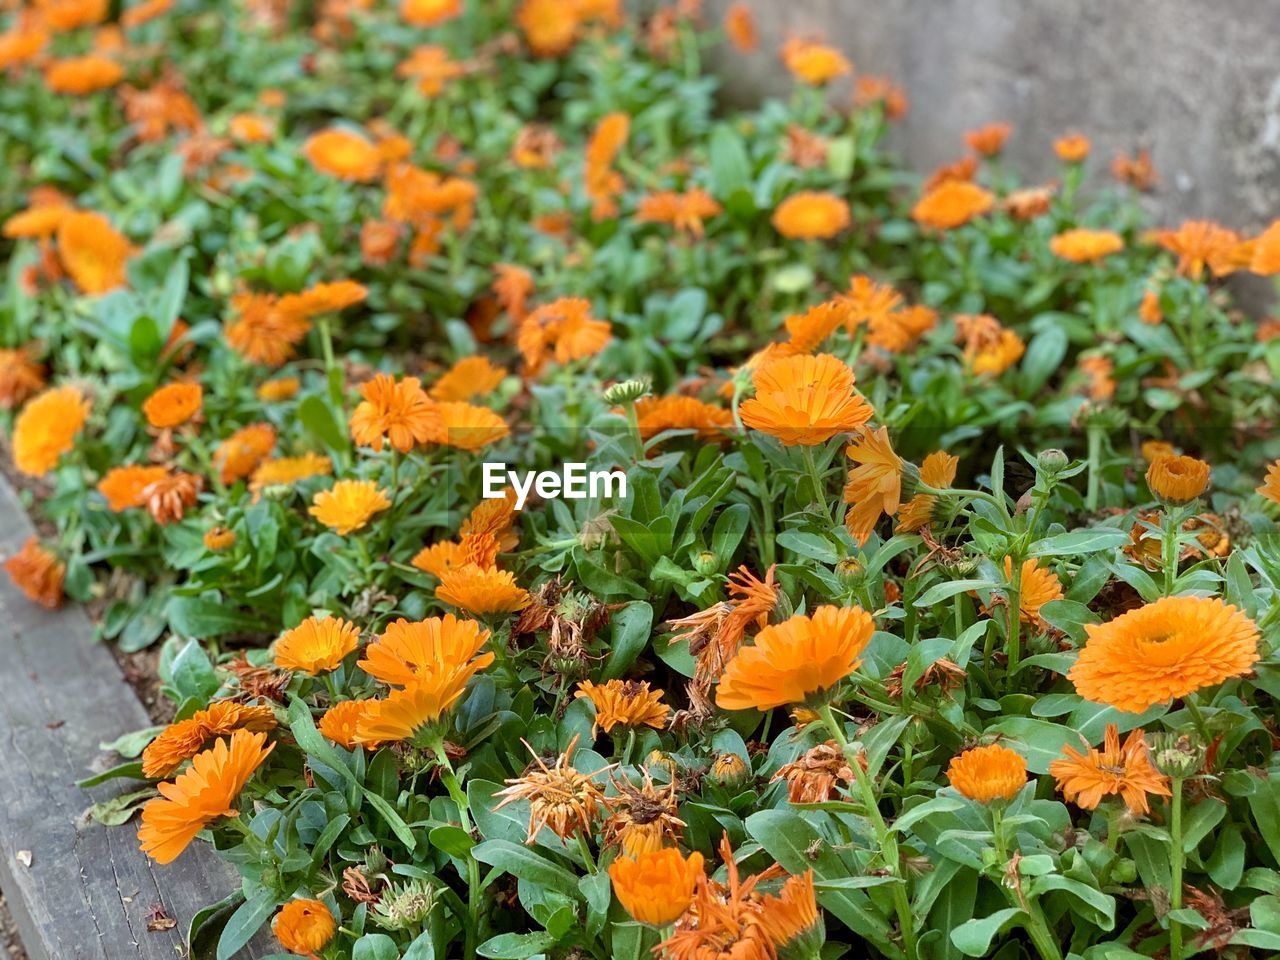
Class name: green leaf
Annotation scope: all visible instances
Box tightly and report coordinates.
[776,530,839,564]
[1019,325,1068,394]
[98,726,163,758]
[472,840,581,899]
[950,907,1023,956]
[429,824,476,858]
[352,933,400,960]
[1028,528,1128,557]
[298,395,348,452]
[476,932,558,959]
[708,126,751,195]
[603,602,653,679]
[914,579,994,608]
[169,638,220,700]
[76,760,145,788]
[216,888,275,960]
[167,596,259,639]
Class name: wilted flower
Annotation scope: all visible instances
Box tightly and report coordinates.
[495,735,608,843]
[3,537,65,609]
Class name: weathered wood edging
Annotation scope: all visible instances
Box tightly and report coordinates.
[0,476,267,959]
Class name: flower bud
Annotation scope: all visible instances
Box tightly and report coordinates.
[836,557,865,588]
[709,752,750,789]
[1036,448,1069,475]
[603,378,652,405]
[692,551,719,576]
[1150,732,1206,779]
[371,879,436,932]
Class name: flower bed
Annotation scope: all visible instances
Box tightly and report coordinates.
[2,2,1280,960]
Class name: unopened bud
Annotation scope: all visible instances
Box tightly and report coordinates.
[603,379,651,405]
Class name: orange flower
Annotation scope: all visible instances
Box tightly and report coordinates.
[225,293,311,367]
[460,492,519,550]
[575,680,669,736]
[430,356,507,402]
[584,112,629,220]
[1005,556,1063,624]
[3,537,65,609]
[1050,228,1124,263]
[956,314,1024,376]
[912,180,994,230]
[517,0,580,57]
[360,220,402,265]
[723,3,757,52]
[283,280,368,317]
[780,37,851,85]
[518,297,611,376]
[495,735,605,842]
[947,744,1027,803]
[214,423,276,484]
[57,211,131,294]
[511,124,562,170]
[359,614,493,687]
[309,480,391,535]
[355,665,488,745]
[120,0,172,28]
[120,81,202,142]
[493,264,535,323]
[38,0,108,31]
[138,729,275,864]
[773,740,860,803]
[400,0,461,26]
[318,699,378,749]
[842,275,902,333]
[0,21,48,70]
[1112,148,1157,191]
[1054,134,1091,163]
[0,346,45,409]
[739,353,872,447]
[633,395,734,441]
[1138,288,1163,325]
[250,452,333,495]
[256,377,299,404]
[771,191,851,240]
[304,128,383,181]
[142,381,202,429]
[12,384,91,476]
[1258,459,1280,506]
[397,44,466,96]
[274,615,361,675]
[757,870,821,955]
[854,75,908,120]
[3,203,72,241]
[870,304,938,354]
[609,848,703,926]
[635,188,722,237]
[203,526,236,551]
[97,464,169,510]
[1146,454,1210,503]
[349,374,438,453]
[1069,596,1259,713]
[273,899,336,958]
[410,533,499,578]
[1250,219,1280,275]
[716,605,874,711]
[436,564,531,615]
[1149,220,1247,280]
[1049,724,1171,814]
[842,427,902,545]
[1079,354,1115,402]
[44,54,124,94]
[923,155,978,192]
[141,702,277,779]
[228,112,274,143]
[897,450,958,533]
[964,122,1011,156]
[141,471,202,524]
[783,301,846,353]
[436,402,510,451]
[1003,186,1055,221]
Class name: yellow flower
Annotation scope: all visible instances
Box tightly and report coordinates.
[308,480,391,535]
[574,680,669,736]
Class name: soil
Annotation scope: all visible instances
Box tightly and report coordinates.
[0,895,28,960]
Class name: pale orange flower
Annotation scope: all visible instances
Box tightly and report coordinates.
[250,453,333,496]
[780,37,851,85]
[1149,220,1247,280]
[309,480,391,535]
[584,112,629,220]
[225,293,311,367]
[782,301,847,353]
[771,192,850,240]
[1112,148,1157,191]
[635,188,722,237]
[0,347,45,409]
[1003,186,1055,221]
[518,297,611,376]
[1005,556,1063,624]
[739,353,872,447]
[349,374,438,453]
[3,537,65,609]
[0,20,48,70]
[1050,724,1170,814]
[853,75,908,120]
[896,450,958,533]
[723,3,757,52]
[842,427,901,545]
[964,122,1011,156]
[141,471,202,524]
[436,402,509,451]
[1258,460,1280,506]
[214,423,276,484]
[228,113,274,144]
[1250,219,1280,275]
[44,54,124,94]
[97,464,169,510]
[318,699,378,749]
[429,356,507,402]
[912,180,994,230]
[493,264,535,323]
[359,614,492,687]
[575,679,669,736]
[1050,228,1124,263]
[1146,454,1210,503]
[258,377,300,402]
[511,124,562,170]
[1054,134,1091,163]
[1139,289,1163,325]
[517,0,580,57]
[12,384,91,476]
[304,128,383,181]
[282,280,368,317]
[633,395,734,441]
[360,220,402,266]
[397,44,466,96]
[57,211,131,294]
[1078,354,1115,402]
[140,702,277,779]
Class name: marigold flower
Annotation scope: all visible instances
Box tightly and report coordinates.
[923,155,978,192]
[964,122,1011,156]
[3,537,65,609]
[947,743,1027,803]
[1005,556,1063,624]
[356,662,485,745]
[843,427,902,545]
[397,44,466,97]
[518,297,612,376]
[203,526,236,551]
[758,870,822,955]
[1137,289,1163,325]
[360,220,401,266]
[142,381,202,429]
[436,401,509,451]
[0,347,45,409]
[284,280,368,317]
[44,54,124,94]
[138,728,274,864]
[771,191,851,240]
[609,848,703,926]
[1150,220,1247,280]
[226,294,311,367]
[1050,228,1124,263]
[1069,596,1259,713]
[359,615,493,687]
[319,699,378,749]
[12,384,91,476]
[273,615,361,675]
[3,204,72,241]
[633,395,734,441]
[740,353,872,447]
[304,128,383,181]
[410,535,494,578]
[897,450,958,533]
[57,210,131,294]
[400,0,461,26]
[1258,460,1280,505]
[309,480,391,535]
[780,37,851,85]
[96,464,167,510]
[517,0,580,57]
[120,81,202,142]
[495,735,606,842]
[227,112,274,143]
[213,423,276,484]
[349,373,438,453]
[635,188,722,237]
[1049,724,1170,814]
[956,314,1024,375]
[1146,454,1210,503]
[142,471,202,524]
[436,564,531,615]
[141,702,276,779]
[511,124,562,170]
[912,180,994,230]
[249,453,333,497]
[1079,353,1115,402]
[723,3,757,52]
[1054,133,1091,163]
[0,22,48,70]
[716,605,874,711]
[273,899,336,957]
[429,356,507,402]
[575,680,669,736]
[782,301,846,353]
[493,264,535,323]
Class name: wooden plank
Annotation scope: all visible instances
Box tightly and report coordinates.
[0,476,269,959]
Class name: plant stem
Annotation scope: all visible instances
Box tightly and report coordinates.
[1169,777,1185,960]
[434,743,482,960]
[1161,510,1181,596]
[1085,424,1103,513]
[801,445,834,526]
[1005,563,1023,689]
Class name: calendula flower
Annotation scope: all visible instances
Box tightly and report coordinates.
[584,112,629,219]
[782,301,846,353]
[759,870,823,958]
[740,353,872,447]
[965,122,1011,156]
[355,665,487,745]
[12,384,91,476]
[3,537,65,609]
[771,192,851,240]
[304,128,383,181]
[1149,220,1248,279]
[716,605,874,711]
[274,615,361,675]
[349,373,438,453]
[411,532,499,578]
[842,427,902,545]
[203,526,236,551]
[610,848,704,926]
[575,680,669,736]
[319,699,379,749]
[518,297,612,376]
[1054,134,1091,163]
[142,381,202,429]
[120,0,172,28]
[1147,454,1210,503]
[897,450,958,533]
[1258,460,1280,505]
[517,0,580,57]
[1069,596,1259,713]
[309,480,391,535]
[430,356,506,402]
[1078,354,1116,402]
[635,188,723,237]
[397,44,466,96]
[0,347,45,409]
[723,3,757,52]
[1250,219,1280,275]
[493,264,535,323]
[956,314,1025,375]
[633,395,734,441]
[273,899,336,957]
[56,210,130,294]
[138,729,275,863]
[436,401,509,451]
[923,155,978,192]
[1112,148,1158,190]
[780,37,851,85]
[602,771,684,855]
[0,21,48,70]
[495,735,607,842]
[911,180,994,230]
[1050,724,1171,814]
[1005,556,1064,624]
[459,491,519,550]
[141,702,277,779]
[225,293,311,367]
[436,564,531,615]
[97,464,167,510]
[1051,228,1124,263]
[1003,186,1055,221]
[283,280,368,317]
[773,740,863,804]
[214,423,276,484]
[400,0,461,26]
[854,75,909,119]
[228,112,274,143]
[947,743,1027,803]
[141,471,202,524]
[250,453,333,496]
[44,54,124,94]
[359,615,493,687]
[1138,288,1163,325]
[258,377,300,402]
